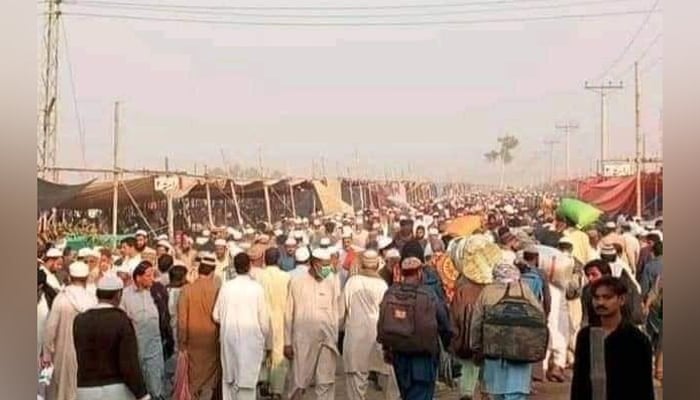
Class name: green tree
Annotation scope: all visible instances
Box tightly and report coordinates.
[484,134,519,189]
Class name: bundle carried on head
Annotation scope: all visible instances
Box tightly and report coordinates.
[556,198,602,230]
[447,234,502,285]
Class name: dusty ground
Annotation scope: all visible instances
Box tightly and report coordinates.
[298,362,663,400]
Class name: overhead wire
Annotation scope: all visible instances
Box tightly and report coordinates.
[613,31,662,80]
[63,0,639,18]
[60,0,613,11]
[62,8,662,27]
[589,0,661,82]
[59,18,89,176]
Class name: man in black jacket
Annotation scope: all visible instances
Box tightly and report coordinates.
[73,273,150,400]
[571,276,654,400]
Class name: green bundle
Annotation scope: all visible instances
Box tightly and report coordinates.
[557,198,602,230]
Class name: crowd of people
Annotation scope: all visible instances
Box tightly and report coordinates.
[36,192,663,400]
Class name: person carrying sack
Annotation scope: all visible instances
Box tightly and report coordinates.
[469,263,548,400]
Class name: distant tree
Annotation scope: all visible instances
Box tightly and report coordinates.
[484,134,519,189]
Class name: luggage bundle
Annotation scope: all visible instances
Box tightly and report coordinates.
[557,198,602,230]
[447,234,502,285]
[532,244,575,290]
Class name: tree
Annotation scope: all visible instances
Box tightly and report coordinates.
[484,134,519,189]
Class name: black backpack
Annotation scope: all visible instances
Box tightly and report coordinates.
[377,284,439,356]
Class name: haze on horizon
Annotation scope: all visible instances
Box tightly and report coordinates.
[38,0,663,186]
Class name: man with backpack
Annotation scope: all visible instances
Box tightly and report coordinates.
[470,263,548,400]
[377,251,452,400]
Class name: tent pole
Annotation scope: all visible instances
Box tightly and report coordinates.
[111,101,120,248]
[167,193,174,240]
[230,180,243,227]
[205,180,214,228]
[263,183,272,225]
[289,181,297,217]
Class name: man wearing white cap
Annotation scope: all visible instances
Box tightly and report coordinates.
[134,229,155,255]
[42,262,98,400]
[289,247,312,280]
[73,274,150,400]
[600,221,630,266]
[178,255,221,400]
[213,239,234,283]
[41,248,64,291]
[213,253,272,400]
[340,250,399,400]
[279,237,298,272]
[284,248,341,400]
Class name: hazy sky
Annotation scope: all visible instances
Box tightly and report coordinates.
[38,0,663,185]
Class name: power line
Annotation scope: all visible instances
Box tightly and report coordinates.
[60,18,88,173]
[61,0,609,11]
[590,0,661,82]
[64,0,638,18]
[62,8,662,27]
[613,31,662,80]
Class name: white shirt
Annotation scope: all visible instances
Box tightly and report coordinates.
[40,265,62,292]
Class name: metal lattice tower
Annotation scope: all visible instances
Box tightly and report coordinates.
[38,0,61,181]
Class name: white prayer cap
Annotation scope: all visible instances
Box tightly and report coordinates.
[45,248,62,258]
[312,248,331,262]
[356,217,364,225]
[313,219,321,226]
[428,227,439,236]
[319,237,332,247]
[503,205,515,215]
[156,234,169,242]
[650,229,663,241]
[97,273,124,291]
[341,226,353,238]
[202,229,211,237]
[385,248,401,259]
[156,240,171,249]
[239,242,252,251]
[195,237,208,246]
[69,261,90,278]
[232,230,243,241]
[372,222,381,230]
[172,259,187,268]
[226,227,236,236]
[115,262,131,275]
[135,229,148,237]
[274,229,284,237]
[285,237,297,246]
[293,230,304,239]
[295,247,311,262]
[377,236,393,250]
[399,215,407,221]
[245,228,255,235]
[214,239,227,247]
[302,217,309,224]
[558,237,574,246]
[604,221,617,229]
[77,248,92,259]
[328,245,341,255]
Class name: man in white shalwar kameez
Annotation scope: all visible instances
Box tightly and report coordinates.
[42,262,98,400]
[284,248,341,400]
[213,252,272,400]
[340,250,399,400]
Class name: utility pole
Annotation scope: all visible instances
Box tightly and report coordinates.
[584,81,623,175]
[544,139,559,186]
[111,101,120,247]
[257,144,264,178]
[38,0,62,181]
[555,121,579,182]
[635,62,643,218]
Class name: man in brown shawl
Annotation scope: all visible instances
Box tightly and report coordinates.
[177,255,221,400]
